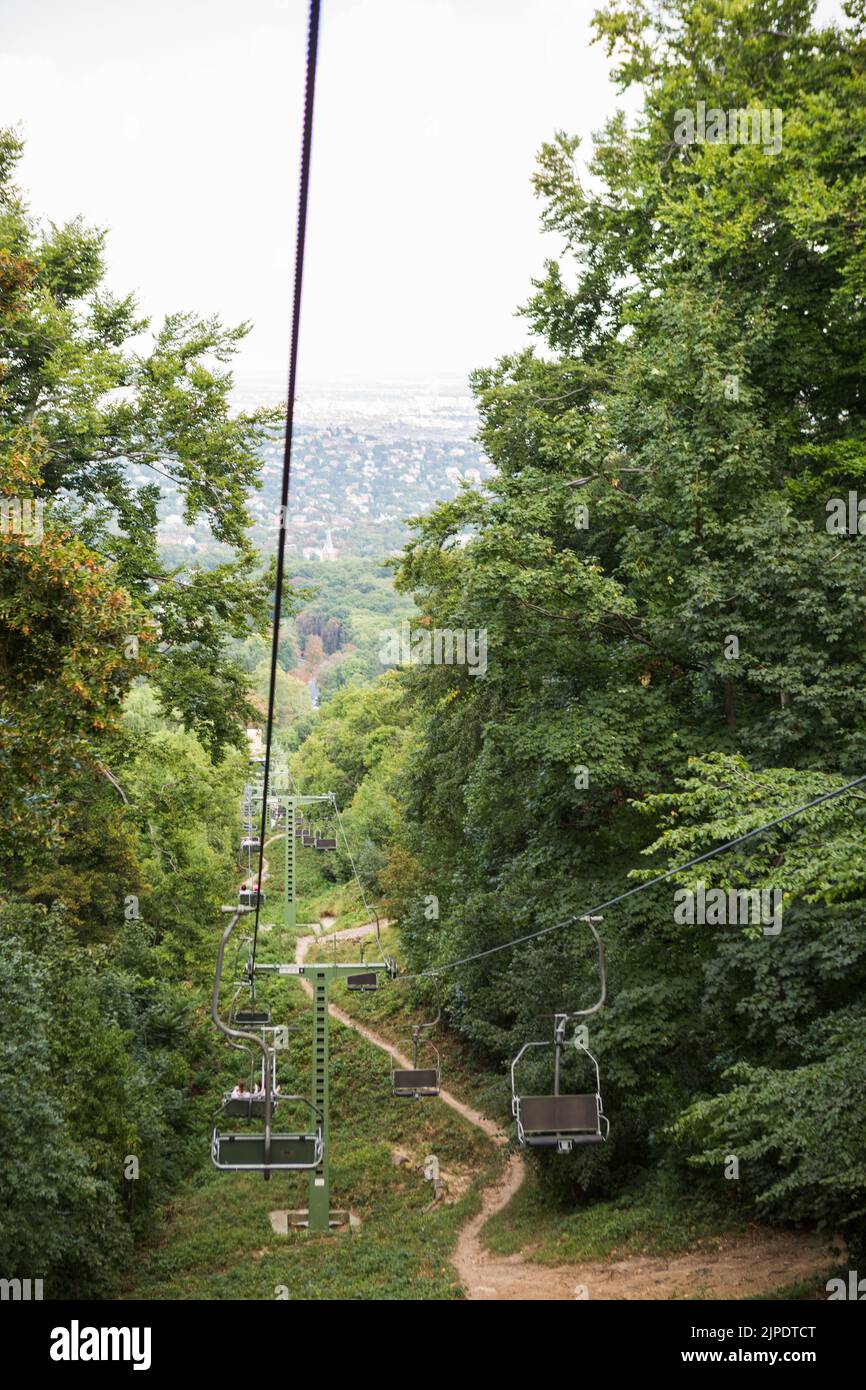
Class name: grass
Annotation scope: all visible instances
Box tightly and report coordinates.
[750,1266,845,1301]
[310,925,508,1123]
[259,832,375,934]
[480,1169,749,1264]
[307,924,758,1273]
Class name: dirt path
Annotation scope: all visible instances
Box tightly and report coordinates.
[295,921,834,1301]
[295,924,503,1140]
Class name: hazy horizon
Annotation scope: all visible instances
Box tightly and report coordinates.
[1,0,849,384]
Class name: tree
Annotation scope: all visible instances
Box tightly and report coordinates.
[0,127,279,758]
[0,128,268,1293]
[388,0,866,1234]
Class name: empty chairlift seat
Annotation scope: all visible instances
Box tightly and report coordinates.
[391,1017,441,1099]
[513,1092,607,1149]
[392,1067,439,1098]
[510,919,610,1153]
[510,1027,609,1153]
[314,836,337,851]
[211,1131,322,1170]
[391,1049,440,1099]
[346,971,378,991]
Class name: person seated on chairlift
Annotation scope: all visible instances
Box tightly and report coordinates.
[230,1080,247,1099]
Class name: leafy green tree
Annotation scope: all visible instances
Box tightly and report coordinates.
[0,128,271,1294]
[388,0,866,1235]
[0,128,278,757]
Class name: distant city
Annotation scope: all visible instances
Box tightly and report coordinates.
[150,373,493,565]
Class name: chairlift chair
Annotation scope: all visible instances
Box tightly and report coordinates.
[509,917,609,1152]
[391,1037,440,1099]
[391,992,441,1098]
[346,971,378,991]
[314,836,337,851]
[212,917,322,1175]
[212,1094,323,1171]
[238,888,265,909]
[510,1029,608,1151]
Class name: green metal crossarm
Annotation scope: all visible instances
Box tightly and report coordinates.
[255,960,397,980]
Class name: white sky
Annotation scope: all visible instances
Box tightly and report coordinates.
[0,0,848,386]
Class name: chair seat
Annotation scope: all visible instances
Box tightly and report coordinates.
[524,1132,605,1147]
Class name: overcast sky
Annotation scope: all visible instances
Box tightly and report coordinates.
[0,0,848,387]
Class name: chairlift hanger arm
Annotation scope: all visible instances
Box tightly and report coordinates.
[412,978,441,1035]
[566,916,606,1020]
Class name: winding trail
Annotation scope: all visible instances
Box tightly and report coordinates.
[295,924,502,1139]
[295,921,834,1301]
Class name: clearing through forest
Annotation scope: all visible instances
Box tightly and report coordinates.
[296,922,833,1301]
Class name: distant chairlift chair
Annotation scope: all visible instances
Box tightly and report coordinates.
[346,941,380,992]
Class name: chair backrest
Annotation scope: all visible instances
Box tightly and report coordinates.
[222,1096,267,1118]
[347,971,377,990]
[518,1093,599,1134]
[215,1132,320,1168]
[393,1068,438,1091]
